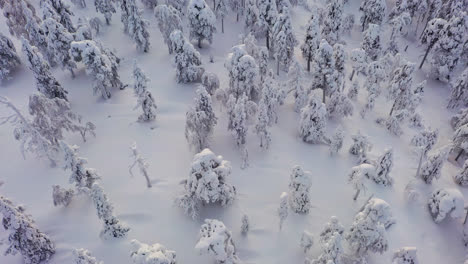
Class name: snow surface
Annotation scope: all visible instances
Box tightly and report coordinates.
[0,0,466,264]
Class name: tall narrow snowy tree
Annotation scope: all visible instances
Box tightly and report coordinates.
[170,30,204,83]
[454,160,468,187]
[359,0,386,31]
[188,0,217,48]
[288,165,312,214]
[154,5,183,54]
[0,33,21,81]
[371,148,394,186]
[301,10,321,72]
[244,0,259,33]
[255,99,272,149]
[278,192,288,230]
[257,0,277,50]
[40,0,76,32]
[299,95,327,143]
[260,70,281,125]
[361,23,381,61]
[321,0,344,45]
[311,39,336,103]
[271,10,297,74]
[289,61,307,112]
[447,68,468,109]
[61,141,100,191]
[215,0,228,33]
[129,142,152,188]
[121,0,151,52]
[230,94,250,168]
[94,0,116,25]
[133,62,157,122]
[420,148,448,184]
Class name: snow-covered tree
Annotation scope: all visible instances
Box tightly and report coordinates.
[0,33,21,81]
[388,0,408,20]
[40,0,76,32]
[170,30,204,83]
[299,95,327,143]
[453,124,468,162]
[349,132,372,164]
[201,72,220,95]
[346,198,393,257]
[257,0,278,49]
[318,216,344,245]
[371,148,393,186]
[244,0,259,33]
[329,126,344,155]
[312,231,343,264]
[342,14,355,34]
[271,11,297,74]
[241,214,249,235]
[229,94,250,168]
[359,0,386,31]
[420,148,448,184]
[448,68,468,109]
[154,4,183,54]
[392,247,419,264]
[74,248,103,264]
[130,240,177,264]
[361,23,381,61]
[454,160,468,187]
[0,0,41,40]
[452,108,468,130]
[90,183,130,239]
[349,48,366,81]
[311,39,337,103]
[133,62,157,122]
[188,0,216,48]
[121,0,151,52]
[419,18,446,69]
[428,188,464,223]
[288,165,312,214]
[387,12,411,55]
[333,44,346,89]
[129,142,152,188]
[214,1,228,34]
[196,219,240,264]
[301,10,321,72]
[289,61,307,112]
[22,39,68,100]
[255,99,272,149]
[42,18,77,76]
[260,70,281,125]
[52,185,74,207]
[388,60,416,116]
[176,149,236,219]
[70,40,123,99]
[348,164,374,200]
[169,0,188,15]
[347,80,360,101]
[61,141,100,191]
[327,91,354,119]
[74,18,93,41]
[0,195,55,264]
[185,86,217,152]
[94,0,116,25]
[300,231,314,253]
[321,0,344,45]
[278,192,288,230]
[225,45,259,101]
[0,96,59,165]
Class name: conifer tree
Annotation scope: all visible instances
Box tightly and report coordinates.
[301,10,321,72]
[0,33,21,81]
[188,0,217,48]
[133,62,157,122]
[155,5,183,54]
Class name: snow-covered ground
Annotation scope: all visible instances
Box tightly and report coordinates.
[0,0,466,263]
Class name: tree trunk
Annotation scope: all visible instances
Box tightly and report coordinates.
[416,150,424,179]
[350,69,355,81]
[143,170,152,188]
[419,42,434,69]
[222,18,224,33]
[277,60,280,76]
[266,32,270,50]
[420,19,429,39]
[389,101,396,116]
[353,189,360,201]
[456,149,464,161]
[213,0,216,10]
[322,88,326,103]
[307,57,311,72]
[414,14,422,35]
[361,17,366,32]
[237,12,239,22]
[70,69,75,79]
[198,38,202,49]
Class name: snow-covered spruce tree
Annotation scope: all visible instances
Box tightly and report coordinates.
[22,38,68,101]
[388,60,416,117]
[278,192,288,230]
[70,40,123,99]
[201,72,220,95]
[29,93,95,145]
[271,10,298,74]
[453,124,468,162]
[361,23,381,61]
[321,0,344,46]
[154,4,183,54]
[299,95,327,143]
[185,86,217,152]
[361,61,385,117]
[312,231,343,264]
[215,0,228,33]
[42,18,77,77]
[188,0,216,48]
[60,141,100,191]
[169,30,204,83]
[121,0,151,52]
[129,142,152,188]
[359,0,386,31]
[40,0,76,32]
[342,14,355,35]
[420,148,448,184]
[227,0,243,22]
[333,44,346,90]
[0,196,55,264]
[288,165,312,214]
[301,231,314,253]
[244,0,259,33]
[429,15,466,82]
[346,198,393,257]
[371,148,393,186]
[387,12,411,56]
[349,48,366,81]
[388,0,408,20]
[348,164,373,200]
[130,240,177,264]
[411,127,438,178]
[312,39,336,103]
[452,108,468,130]
[225,45,259,101]
[418,18,446,69]
[260,70,281,125]
[301,10,321,72]
[289,61,307,113]
[176,149,236,219]
[347,80,359,101]
[349,132,372,164]
[230,94,250,168]
[52,185,74,207]
[74,248,103,264]
[90,183,130,239]
[0,33,21,81]
[196,219,240,264]
[255,99,272,149]
[133,62,157,122]
[392,247,419,264]
[169,0,188,15]
[327,91,354,119]
[0,0,41,40]
[0,96,59,165]
[329,126,344,155]
[94,0,116,25]
[74,18,93,41]
[428,188,464,223]
[241,214,250,235]
[257,0,278,50]
[454,160,468,187]
[318,216,344,245]
[448,68,468,109]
